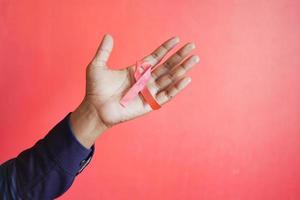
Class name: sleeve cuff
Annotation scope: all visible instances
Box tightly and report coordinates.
[43,113,94,176]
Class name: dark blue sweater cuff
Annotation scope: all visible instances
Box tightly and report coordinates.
[44,113,94,176]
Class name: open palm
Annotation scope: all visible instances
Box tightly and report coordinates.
[85,34,199,127]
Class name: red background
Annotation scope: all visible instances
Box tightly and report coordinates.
[1,0,300,199]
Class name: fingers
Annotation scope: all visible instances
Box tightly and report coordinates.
[154,55,199,93]
[141,38,198,109]
[92,34,114,68]
[156,77,192,105]
[143,36,180,66]
[152,42,196,80]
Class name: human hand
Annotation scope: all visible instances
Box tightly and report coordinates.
[70,34,199,148]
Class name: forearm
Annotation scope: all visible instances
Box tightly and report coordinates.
[70,98,108,149]
[0,113,94,199]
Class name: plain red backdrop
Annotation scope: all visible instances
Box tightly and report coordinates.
[1,0,300,199]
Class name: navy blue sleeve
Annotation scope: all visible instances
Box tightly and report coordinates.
[0,113,94,200]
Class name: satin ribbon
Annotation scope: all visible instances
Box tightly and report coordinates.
[120,61,161,110]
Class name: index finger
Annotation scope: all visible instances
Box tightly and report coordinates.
[143,36,180,66]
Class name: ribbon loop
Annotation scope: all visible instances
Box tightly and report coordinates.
[120,61,161,110]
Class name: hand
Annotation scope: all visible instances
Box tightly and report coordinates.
[70,34,199,148]
[86,34,199,125]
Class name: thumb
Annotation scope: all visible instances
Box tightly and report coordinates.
[92,34,114,68]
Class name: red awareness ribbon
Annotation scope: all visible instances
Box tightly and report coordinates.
[120,61,161,110]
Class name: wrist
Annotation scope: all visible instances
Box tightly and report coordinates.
[70,98,108,148]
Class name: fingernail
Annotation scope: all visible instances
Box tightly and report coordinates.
[189,42,196,49]
[173,36,180,42]
[183,77,192,86]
